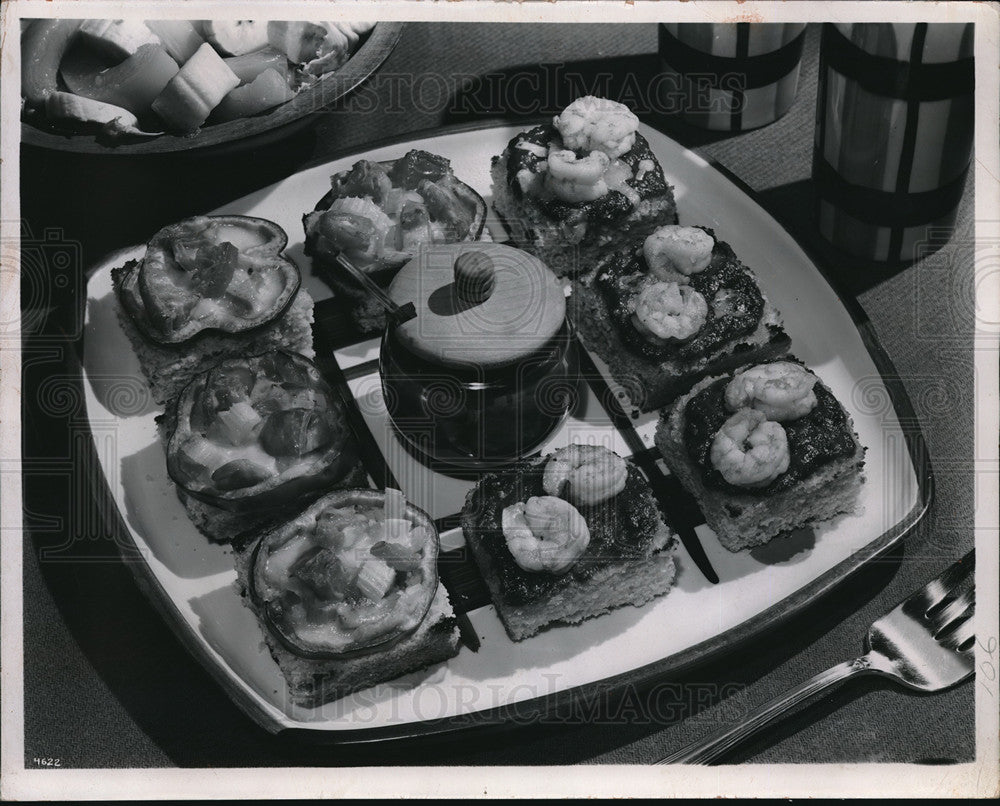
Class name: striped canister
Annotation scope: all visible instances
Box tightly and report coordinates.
[813,23,974,264]
[657,23,807,131]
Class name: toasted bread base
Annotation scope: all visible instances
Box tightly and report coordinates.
[233,541,460,708]
[466,523,677,641]
[490,157,678,278]
[655,374,866,551]
[461,456,679,641]
[570,281,789,414]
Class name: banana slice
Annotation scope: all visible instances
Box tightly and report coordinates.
[151,42,240,133]
[44,91,159,137]
[145,20,205,63]
[199,20,269,56]
[78,19,161,60]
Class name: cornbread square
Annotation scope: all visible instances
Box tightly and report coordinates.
[491,126,677,277]
[461,457,678,641]
[655,366,866,551]
[570,232,789,413]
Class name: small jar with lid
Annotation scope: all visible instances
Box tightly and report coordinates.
[379,242,579,468]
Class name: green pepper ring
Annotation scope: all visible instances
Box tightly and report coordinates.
[165,350,359,514]
[249,488,441,660]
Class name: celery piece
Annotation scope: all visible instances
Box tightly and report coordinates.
[354,559,396,602]
[176,437,223,481]
[215,400,261,445]
[384,488,406,521]
[382,517,411,542]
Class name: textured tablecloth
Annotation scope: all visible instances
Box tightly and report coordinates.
[19,22,976,774]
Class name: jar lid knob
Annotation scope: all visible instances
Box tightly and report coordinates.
[453,251,496,304]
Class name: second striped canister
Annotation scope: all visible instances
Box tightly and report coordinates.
[813,22,974,264]
[657,23,807,131]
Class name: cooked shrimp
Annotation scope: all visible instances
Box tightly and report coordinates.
[643,225,714,278]
[724,361,818,421]
[544,148,610,203]
[501,496,590,574]
[542,444,628,505]
[709,409,790,488]
[553,96,640,159]
[631,280,708,342]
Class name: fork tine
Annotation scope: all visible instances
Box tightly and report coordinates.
[931,590,976,633]
[939,618,976,652]
[922,550,975,612]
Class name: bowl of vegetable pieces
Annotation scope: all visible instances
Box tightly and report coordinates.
[20,19,403,155]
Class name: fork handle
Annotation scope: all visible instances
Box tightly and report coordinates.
[657,658,872,764]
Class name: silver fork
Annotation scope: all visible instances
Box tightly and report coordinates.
[658,550,975,765]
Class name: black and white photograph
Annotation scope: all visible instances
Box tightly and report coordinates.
[2,0,998,799]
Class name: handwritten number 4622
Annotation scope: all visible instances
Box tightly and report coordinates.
[32,758,61,767]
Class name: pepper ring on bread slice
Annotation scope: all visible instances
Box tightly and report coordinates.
[112,215,315,407]
[233,488,460,707]
[158,350,367,543]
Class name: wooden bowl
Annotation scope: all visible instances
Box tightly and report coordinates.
[20,22,404,156]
